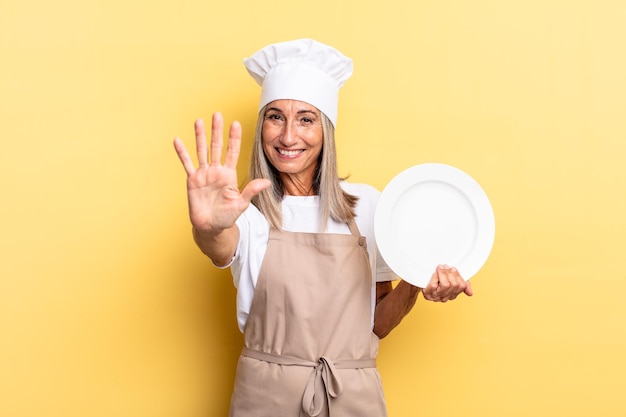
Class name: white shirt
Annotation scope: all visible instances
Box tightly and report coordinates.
[225,182,397,332]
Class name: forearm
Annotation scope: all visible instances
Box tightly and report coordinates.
[373,280,421,339]
[192,225,239,267]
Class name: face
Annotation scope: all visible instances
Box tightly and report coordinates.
[262,99,324,188]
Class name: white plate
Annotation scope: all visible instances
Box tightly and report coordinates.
[374,163,495,288]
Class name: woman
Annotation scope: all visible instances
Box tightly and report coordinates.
[174,39,472,417]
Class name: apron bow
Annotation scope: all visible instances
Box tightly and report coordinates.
[301,356,344,417]
[240,348,376,416]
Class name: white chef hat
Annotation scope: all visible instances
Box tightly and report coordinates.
[243,38,353,127]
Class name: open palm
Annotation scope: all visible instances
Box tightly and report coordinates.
[173,113,270,233]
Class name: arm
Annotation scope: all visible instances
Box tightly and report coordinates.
[373,280,420,339]
[173,113,270,266]
[192,225,240,267]
[373,265,473,339]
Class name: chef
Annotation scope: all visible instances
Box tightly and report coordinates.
[173,38,472,417]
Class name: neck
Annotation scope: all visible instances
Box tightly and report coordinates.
[280,173,315,196]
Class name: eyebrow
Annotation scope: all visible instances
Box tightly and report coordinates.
[266,107,318,116]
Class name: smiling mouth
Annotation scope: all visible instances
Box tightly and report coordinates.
[277,148,304,157]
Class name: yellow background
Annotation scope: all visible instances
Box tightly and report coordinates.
[2,0,625,416]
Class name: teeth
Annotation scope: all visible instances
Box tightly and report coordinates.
[278,149,302,156]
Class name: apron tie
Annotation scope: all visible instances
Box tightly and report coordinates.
[301,356,343,417]
[241,347,376,416]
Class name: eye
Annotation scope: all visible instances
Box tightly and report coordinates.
[265,113,282,121]
[264,113,285,127]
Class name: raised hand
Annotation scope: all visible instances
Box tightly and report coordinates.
[173,113,270,264]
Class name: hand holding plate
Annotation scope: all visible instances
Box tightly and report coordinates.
[421,265,473,302]
[374,163,495,288]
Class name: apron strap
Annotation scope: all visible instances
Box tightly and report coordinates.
[347,218,368,251]
[242,347,376,416]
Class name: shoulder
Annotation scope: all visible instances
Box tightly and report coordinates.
[340,181,380,198]
[340,181,381,209]
[340,182,380,234]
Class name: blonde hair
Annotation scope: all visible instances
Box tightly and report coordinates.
[249,105,358,231]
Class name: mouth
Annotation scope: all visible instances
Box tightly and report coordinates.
[277,148,304,157]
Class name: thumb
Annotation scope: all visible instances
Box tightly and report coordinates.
[464,280,474,297]
[241,179,272,203]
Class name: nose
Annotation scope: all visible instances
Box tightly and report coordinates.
[279,120,298,146]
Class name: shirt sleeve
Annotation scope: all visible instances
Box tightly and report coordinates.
[375,249,398,282]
